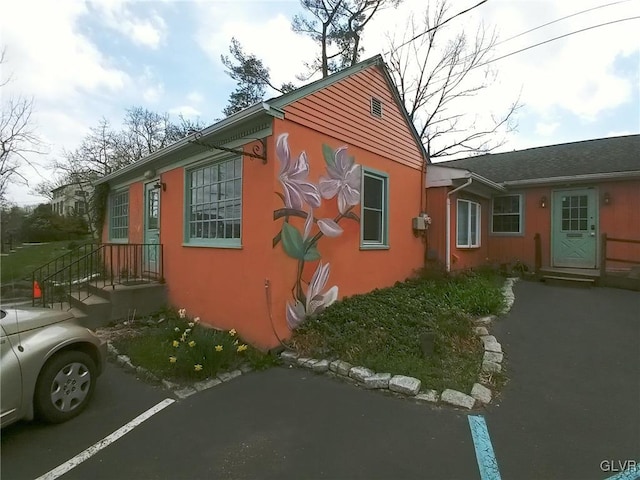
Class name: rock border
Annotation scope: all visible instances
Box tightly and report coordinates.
[106,342,251,399]
[278,277,518,410]
[104,277,517,406]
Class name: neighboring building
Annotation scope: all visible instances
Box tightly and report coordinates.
[425,135,640,274]
[95,55,429,349]
[51,182,93,222]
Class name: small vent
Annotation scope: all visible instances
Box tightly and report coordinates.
[370,97,383,118]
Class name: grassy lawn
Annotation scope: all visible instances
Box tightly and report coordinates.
[112,270,506,394]
[1,241,77,285]
[291,270,506,392]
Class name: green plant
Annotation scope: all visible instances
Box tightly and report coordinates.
[113,308,277,382]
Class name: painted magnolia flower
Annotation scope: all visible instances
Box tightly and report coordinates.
[319,146,361,214]
[286,262,338,329]
[194,364,203,372]
[276,133,321,210]
[215,345,223,352]
[178,308,186,319]
[169,356,177,363]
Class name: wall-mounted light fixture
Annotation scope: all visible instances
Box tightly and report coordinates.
[153,181,166,191]
[540,196,547,208]
[603,192,611,205]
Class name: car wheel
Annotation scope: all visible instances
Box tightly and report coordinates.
[34,351,96,424]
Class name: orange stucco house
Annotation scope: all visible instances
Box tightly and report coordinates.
[425,135,640,278]
[95,55,429,349]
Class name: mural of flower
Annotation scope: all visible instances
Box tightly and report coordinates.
[276,134,321,210]
[319,146,361,214]
[286,261,338,329]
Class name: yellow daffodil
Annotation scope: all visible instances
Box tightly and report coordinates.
[194,364,203,372]
[178,308,186,319]
[234,339,239,346]
[188,322,195,328]
[237,344,248,352]
[169,356,177,363]
[172,340,179,347]
[188,340,196,348]
[180,333,186,342]
[215,345,223,352]
[185,328,192,334]
[229,328,237,336]
[194,317,200,323]
[174,327,180,332]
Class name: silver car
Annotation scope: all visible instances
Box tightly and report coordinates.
[1,306,107,428]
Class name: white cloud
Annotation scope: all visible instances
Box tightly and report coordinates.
[187,91,204,104]
[169,105,201,117]
[143,84,165,104]
[93,1,167,49]
[535,121,560,136]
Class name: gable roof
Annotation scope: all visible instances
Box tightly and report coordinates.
[97,55,426,186]
[437,135,640,185]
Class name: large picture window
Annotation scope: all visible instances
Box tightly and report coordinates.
[457,199,480,248]
[361,169,388,248]
[185,157,242,246]
[492,194,523,234]
[109,190,129,241]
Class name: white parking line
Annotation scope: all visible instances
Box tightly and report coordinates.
[35,398,175,480]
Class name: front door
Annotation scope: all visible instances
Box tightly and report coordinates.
[144,181,160,275]
[552,188,598,268]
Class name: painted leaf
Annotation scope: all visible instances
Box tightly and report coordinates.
[303,244,322,261]
[281,222,305,260]
[322,144,336,169]
[317,218,343,237]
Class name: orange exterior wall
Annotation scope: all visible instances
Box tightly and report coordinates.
[427,179,640,272]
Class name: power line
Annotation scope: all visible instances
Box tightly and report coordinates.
[382,0,489,55]
[476,16,640,68]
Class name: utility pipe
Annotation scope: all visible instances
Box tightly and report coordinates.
[446,178,473,272]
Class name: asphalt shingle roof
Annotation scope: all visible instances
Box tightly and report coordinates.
[436,134,640,184]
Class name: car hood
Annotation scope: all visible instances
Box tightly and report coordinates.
[0,307,77,335]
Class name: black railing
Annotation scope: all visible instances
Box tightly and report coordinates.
[32,243,163,309]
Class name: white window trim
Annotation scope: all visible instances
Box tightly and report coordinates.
[184,156,243,248]
[457,199,481,248]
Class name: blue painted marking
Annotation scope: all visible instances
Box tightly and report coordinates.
[604,462,640,480]
[468,415,502,480]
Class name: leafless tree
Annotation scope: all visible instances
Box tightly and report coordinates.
[386,1,520,158]
[293,0,402,79]
[0,48,45,200]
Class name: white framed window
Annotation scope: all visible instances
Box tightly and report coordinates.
[492,194,523,234]
[361,169,388,248]
[457,199,480,248]
[185,156,242,247]
[109,190,129,241]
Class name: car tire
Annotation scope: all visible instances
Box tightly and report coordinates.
[34,350,96,424]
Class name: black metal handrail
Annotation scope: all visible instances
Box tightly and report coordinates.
[32,243,163,309]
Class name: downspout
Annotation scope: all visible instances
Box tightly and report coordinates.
[446,178,473,272]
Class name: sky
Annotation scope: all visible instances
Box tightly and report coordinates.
[1,0,638,206]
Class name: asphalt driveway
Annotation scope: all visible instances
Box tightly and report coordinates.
[2,281,638,479]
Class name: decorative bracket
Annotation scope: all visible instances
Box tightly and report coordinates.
[188,133,267,164]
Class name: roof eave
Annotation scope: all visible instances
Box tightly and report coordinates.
[503,170,640,187]
[95,102,279,185]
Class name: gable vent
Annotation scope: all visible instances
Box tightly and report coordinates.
[370,97,383,118]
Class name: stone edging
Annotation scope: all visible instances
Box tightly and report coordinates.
[278,277,518,410]
[105,343,253,400]
[105,277,517,406]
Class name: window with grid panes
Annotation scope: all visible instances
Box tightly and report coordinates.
[491,195,523,234]
[109,190,129,240]
[361,169,388,247]
[186,157,242,246]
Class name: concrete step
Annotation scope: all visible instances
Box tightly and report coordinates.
[68,291,112,329]
[542,275,595,288]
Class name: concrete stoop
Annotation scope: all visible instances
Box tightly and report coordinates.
[69,282,167,329]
